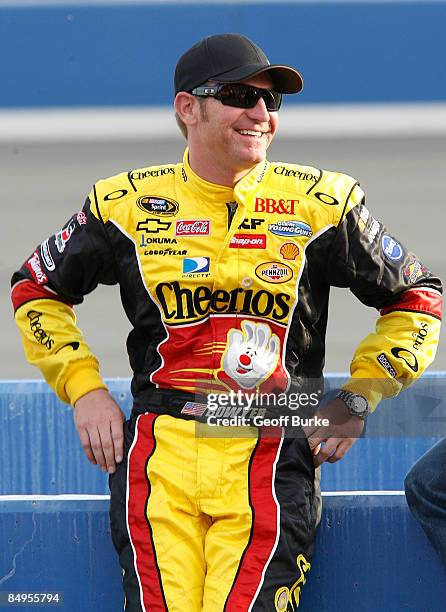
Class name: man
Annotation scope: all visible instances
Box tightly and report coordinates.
[11,33,442,610]
[405,438,446,569]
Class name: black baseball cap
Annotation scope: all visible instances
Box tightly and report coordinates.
[174,33,303,95]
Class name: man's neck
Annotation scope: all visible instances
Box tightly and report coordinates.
[187,149,258,187]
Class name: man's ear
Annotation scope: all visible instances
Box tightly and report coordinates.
[174,92,199,128]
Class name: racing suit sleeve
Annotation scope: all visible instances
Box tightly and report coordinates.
[11,187,117,405]
[326,184,442,410]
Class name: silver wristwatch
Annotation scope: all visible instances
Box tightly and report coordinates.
[337,390,370,420]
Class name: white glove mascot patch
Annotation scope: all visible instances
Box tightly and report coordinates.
[222,321,280,389]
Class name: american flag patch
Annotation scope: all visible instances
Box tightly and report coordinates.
[181,402,208,416]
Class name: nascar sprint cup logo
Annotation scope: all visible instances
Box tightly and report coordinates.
[137,196,179,216]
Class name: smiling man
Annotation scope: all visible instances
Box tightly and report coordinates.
[11,33,442,610]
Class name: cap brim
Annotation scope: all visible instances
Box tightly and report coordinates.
[211,63,303,94]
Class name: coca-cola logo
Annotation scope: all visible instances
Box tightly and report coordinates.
[175,220,210,236]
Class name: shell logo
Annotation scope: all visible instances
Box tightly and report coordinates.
[279,242,300,260]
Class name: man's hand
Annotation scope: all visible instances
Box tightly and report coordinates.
[73,388,125,474]
[302,397,365,467]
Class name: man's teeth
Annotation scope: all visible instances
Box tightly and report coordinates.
[238,130,263,137]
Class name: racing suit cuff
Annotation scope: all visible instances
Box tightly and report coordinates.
[65,366,108,406]
[341,367,402,412]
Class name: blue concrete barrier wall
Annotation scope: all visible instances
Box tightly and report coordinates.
[1,496,445,611]
[1,1,445,108]
[1,374,445,494]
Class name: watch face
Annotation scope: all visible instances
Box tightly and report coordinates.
[351,396,368,414]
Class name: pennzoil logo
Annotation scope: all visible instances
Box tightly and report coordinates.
[137,196,179,216]
[255,262,293,284]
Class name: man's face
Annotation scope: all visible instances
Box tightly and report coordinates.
[194,73,279,173]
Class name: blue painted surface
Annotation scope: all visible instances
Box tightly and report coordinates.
[1,375,445,494]
[0,2,445,107]
[1,496,445,610]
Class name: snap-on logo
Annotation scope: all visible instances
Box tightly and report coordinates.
[230,234,266,249]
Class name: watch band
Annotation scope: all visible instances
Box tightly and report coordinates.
[337,390,370,419]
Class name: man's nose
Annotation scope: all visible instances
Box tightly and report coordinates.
[247,96,270,122]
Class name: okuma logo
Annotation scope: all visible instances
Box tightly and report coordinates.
[182,257,210,274]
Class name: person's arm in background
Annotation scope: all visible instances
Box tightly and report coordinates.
[11,185,124,473]
[305,183,442,465]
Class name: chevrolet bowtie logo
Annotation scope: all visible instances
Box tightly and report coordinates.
[136,219,172,233]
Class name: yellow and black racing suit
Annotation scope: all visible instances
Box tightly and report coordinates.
[11,149,442,611]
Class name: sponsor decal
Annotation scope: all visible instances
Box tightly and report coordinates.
[238,217,265,230]
[412,321,429,351]
[40,240,55,272]
[279,242,300,260]
[268,220,313,238]
[254,197,299,215]
[76,211,87,226]
[130,167,174,180]
[255,262,293,284]
[181,402,208,417]
[229,234,266,249]
[181,167,188,182]
[377,353,397,378]
[382,235,403,261]
[26,252,48,285]
[314,192,339,206]
[358,206,370,232]
[366,218,380,243]
[137,196,179,216]
[56,341,80,353]
[140,235,177,247]
[274,166,318,182]
[275,554,311,611]
[403,260,427,284]
[104,189,128,201]
[27,310,53,349]
[391,347,419,372]
[55,220,76,254]
[144,249,187,256]
[182,257,210,275]
[155,282,291,321]
[137,219,172,234]
[221,320,279,389]
[175,220,210,236]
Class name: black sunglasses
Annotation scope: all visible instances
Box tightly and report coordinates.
[190,83,282,112]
